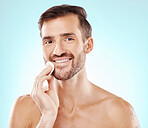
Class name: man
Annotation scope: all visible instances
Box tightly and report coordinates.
[9,5,140,128]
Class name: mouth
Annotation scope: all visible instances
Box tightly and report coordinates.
[53,57,72,65]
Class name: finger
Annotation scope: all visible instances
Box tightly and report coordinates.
[31,79,38,98]
[47,76,58,93]
[33,66,53,92]
[31,72,53,99]
[37,75,51,90]
[32,62,54,95]
[47,77,59,106]
[36,64,53,80]
[43,85,48,92]
[46,61,54,74]
[31,75,46,99]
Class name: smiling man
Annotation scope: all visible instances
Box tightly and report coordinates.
[9,5,140,128]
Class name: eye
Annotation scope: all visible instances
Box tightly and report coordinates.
[45,40,53,44]
[66,37,74,41]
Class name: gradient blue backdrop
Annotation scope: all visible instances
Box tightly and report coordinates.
[0,0,147,127]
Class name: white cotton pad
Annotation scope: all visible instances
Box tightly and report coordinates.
[43,61,54,91]
[46,61,54,75]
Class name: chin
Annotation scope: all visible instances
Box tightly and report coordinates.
[53,69,74,80]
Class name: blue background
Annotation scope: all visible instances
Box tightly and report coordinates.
[0,0,147,127]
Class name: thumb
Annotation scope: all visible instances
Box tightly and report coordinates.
[47,75,58,93]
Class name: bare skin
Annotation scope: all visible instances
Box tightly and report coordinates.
[9,14,140,128]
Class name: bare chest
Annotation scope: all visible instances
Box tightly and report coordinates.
[53,106,112,128]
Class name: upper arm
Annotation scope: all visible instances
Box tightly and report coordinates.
[108,98,140,128]
[128,105,140,128]
[8,96,32,128]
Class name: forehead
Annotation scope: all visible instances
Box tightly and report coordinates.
[41,14,82,38]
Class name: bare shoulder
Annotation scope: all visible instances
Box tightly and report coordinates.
[9,94,41,128]
[106,97,140,128]
[92,84,140,128]
[13,94,35,108]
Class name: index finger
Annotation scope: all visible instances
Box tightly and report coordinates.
[36,61,54,79]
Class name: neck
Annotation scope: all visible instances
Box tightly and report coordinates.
[54,66,92,111]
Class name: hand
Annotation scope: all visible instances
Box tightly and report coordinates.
[31,63,59,127]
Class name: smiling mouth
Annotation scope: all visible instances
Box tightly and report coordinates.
[53,58,72,63]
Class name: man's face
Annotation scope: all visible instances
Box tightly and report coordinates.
[41,14,86,80]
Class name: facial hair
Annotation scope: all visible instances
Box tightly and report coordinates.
[49,48,86,80]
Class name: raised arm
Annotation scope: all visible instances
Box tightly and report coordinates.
[9,63,59,128]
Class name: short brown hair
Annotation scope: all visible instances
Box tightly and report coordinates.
[38,4,92,41]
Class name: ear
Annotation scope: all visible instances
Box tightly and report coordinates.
[84,37,94,54]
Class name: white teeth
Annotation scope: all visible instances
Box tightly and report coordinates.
[55,59,69,63]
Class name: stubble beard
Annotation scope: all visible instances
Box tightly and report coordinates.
[53,49,86,80]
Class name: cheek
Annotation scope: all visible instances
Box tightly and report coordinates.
[71,43,84,53]
[43,46,52,58]
[74,45,85,54]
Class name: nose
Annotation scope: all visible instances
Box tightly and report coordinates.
[53,42,65,56]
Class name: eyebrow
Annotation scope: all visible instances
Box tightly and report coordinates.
[42,32,76,40]
[42,36,54,40]
[60,32,76,37]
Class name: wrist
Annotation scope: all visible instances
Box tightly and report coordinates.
[36,114,57,128]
